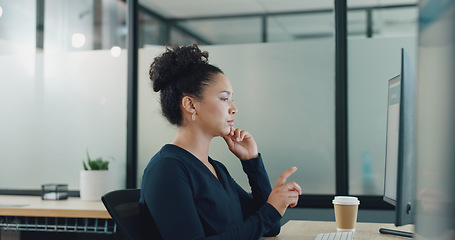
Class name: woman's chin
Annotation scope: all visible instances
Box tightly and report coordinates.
[220,128,231,137]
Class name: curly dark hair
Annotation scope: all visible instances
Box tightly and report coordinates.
[149,44,223,126]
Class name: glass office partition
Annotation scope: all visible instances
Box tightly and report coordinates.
[177,18,263,44]
[169,28,201,46]
[0,0,127,191]
[137,40,336,194]
[138,12,163,46]
[1,0,420,198]
[0,0,35,55]
[136,1,336,195]
[347,2,418,195]
[268,13,334,42]
[372,7,418,38]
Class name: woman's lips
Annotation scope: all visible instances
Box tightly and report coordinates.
[227,120,235,126]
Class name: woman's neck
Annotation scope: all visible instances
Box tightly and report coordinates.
[172,126,211,163]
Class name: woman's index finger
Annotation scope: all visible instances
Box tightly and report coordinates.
[275,167,297,186]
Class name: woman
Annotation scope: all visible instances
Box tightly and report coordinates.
[139,44,301,239]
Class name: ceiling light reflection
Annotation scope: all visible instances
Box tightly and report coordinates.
[72,33,86,48]
[110,46,121,57]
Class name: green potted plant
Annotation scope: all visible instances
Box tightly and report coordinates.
[80,151,115,201]
[83,152,110,171]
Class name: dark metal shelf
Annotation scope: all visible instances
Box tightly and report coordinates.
[0,216,116,234]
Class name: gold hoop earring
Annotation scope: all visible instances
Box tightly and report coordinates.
[192,112,196,121]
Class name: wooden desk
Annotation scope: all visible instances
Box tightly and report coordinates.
[0,195,110,219]
[266,220,414,240]
[0,195,114,234]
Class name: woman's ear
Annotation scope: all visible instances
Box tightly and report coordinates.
[181,96,196,114]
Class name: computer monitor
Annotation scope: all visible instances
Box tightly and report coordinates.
[381,48,416,238]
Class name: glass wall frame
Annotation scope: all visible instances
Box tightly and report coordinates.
[134,1,418,208]
[0,0,419,209]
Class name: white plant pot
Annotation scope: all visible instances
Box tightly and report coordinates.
[80,170,115,201]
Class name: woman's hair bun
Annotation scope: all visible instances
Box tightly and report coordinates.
[150,44,209,92]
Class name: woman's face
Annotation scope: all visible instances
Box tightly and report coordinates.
[195,73,237,137]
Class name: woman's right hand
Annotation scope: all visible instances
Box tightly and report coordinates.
[267,167,302,216]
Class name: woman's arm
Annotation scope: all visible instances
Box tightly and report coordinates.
[235,185,282,237]
[240,154,273,207]
[235,155,282,236]
[222,127,302,216]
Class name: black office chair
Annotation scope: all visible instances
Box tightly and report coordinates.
[102,189,146,240]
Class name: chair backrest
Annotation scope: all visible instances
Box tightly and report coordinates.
[102,189,145,240]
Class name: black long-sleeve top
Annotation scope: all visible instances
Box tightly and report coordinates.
[138,144,281,239]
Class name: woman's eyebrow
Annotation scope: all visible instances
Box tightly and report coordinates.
[219,90,232,95]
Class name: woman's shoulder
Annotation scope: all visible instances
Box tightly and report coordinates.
[158,144,187,158]
[148,144,191,167]
[142,144,193,182]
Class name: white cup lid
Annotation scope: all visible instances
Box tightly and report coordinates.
[332,196,360,205]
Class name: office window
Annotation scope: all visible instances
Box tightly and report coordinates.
[138,1,338,45]
[138,12,163,46]
[0,0,35,55]
[347,9,368,37]
[176,18,263,45]
[136,1,336,195]
[372,7,418,38]
[347,1,418,195]
[0,0,127,191]
[268,13,334,42]
[137,41,336,194]
[169,28,202,46]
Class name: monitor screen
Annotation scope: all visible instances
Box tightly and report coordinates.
[383,48,416,228]
[384,75,401,206]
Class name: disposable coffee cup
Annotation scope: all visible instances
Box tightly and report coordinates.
[332,196,360,232]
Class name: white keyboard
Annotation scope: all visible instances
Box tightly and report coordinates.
[314,231,353,240]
